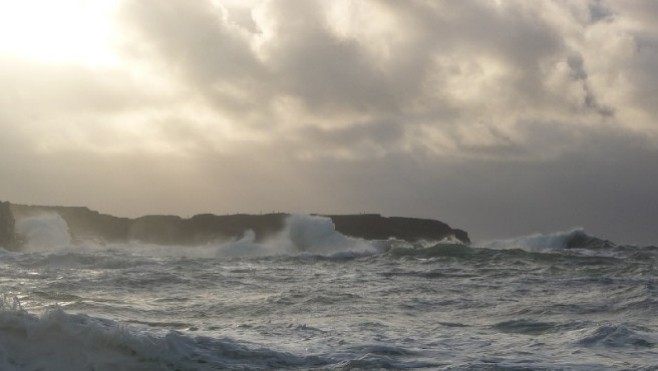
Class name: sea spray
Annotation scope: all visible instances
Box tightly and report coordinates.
[211,214,381,258]
[480,228,616,251]
[15,213,72,250]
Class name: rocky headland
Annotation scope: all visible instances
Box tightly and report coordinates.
[1,201,470,249]
[0,201,16,249]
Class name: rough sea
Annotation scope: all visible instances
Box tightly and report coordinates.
[1,214,656,370]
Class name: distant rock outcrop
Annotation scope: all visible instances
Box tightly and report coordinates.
[0,201,16,249]
[127,213,288,245]
[564,230,616,249]
[7,202,470,247]
[326,214,470,243]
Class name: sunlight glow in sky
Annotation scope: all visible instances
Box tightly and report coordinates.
[0,0,120,66]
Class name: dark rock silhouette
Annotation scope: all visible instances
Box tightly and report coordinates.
[7,202,470,247]
[127,213,288,245]
[0,201,16,249]
[327,214,470,243]
[564,230,616,249]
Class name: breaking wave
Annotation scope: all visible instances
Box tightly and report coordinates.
[11,213,383,259]
[10,213,651,263]
[212,214,381,258]
[480,228,617,251]
[0,295,439,370]
[0,295,328,370]
[14,213,72,250]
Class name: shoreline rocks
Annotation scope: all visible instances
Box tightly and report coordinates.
[5,202,470,247]
[0,201,16,249]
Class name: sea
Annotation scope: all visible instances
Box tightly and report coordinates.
[0,213,656,370]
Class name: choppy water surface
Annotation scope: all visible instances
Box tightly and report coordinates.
[0,215,657,370]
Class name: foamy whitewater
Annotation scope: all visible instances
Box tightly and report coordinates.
[1,214,657,370]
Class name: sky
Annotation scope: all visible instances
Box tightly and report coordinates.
[0,0,657,245]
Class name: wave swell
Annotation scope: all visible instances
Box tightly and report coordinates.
[575,324,656,348]
[0,296,328,370]
[482,228,616,251]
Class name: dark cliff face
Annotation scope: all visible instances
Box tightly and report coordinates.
[564,231,615,249]
[127,214,288,245]
[7,203,469,246]
[0,201,16,249]
[327,214,470,243]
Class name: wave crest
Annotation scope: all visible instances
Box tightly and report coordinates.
[481,228,616,251]
[575,324,656,348]
[0,295,328,370]
[214,214,380,258]
[15,213,72,250]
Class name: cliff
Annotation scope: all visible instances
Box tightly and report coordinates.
[0,201,16,249]
[327,214,469,243]
[7,202,470,246]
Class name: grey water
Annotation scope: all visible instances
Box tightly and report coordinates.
[0,214,657,370]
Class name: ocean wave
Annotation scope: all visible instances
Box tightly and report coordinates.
[480,228,616,251]
[575,324,656,348]
[12,213,386,259]
[0,296,329,370]
[383,240,637,269]
[335,343,440,369]
[9,213,654,265]
[14,213,72,250]
[387,243,483,259]
[492,319,588,335]
[0,296,447,370]
[211,214,383,258]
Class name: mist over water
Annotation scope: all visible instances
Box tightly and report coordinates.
[1,214,657,370]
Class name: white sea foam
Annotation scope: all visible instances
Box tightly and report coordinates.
[15,213,72,250]
[480,228,602,251]
[0,295,325,370]
[212,214,380,258]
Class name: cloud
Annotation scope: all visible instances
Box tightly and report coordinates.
[1,0,657,244]
[111,0,658,162]
[4,0,657,161]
